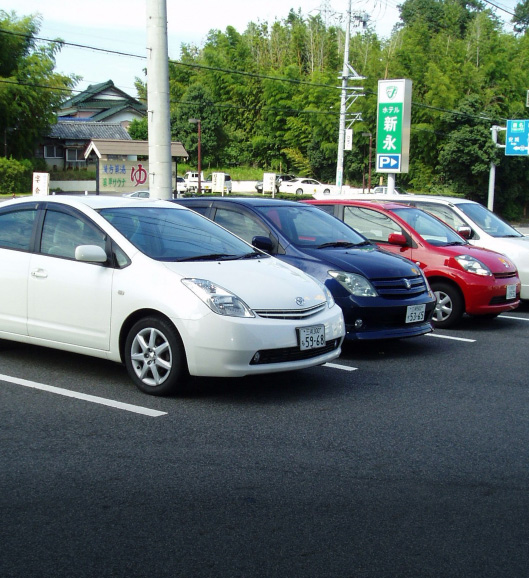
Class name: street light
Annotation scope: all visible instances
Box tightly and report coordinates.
[362,132,372,193]
[188,118,201,193]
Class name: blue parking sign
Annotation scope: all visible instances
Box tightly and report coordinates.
[506,120,529,156]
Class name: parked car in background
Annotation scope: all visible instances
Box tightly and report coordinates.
[202,173,232,194]
[0,195,345,395]
[372,186,407,195]
[362,194,529,301]
[175,176,187,194]
[172,197,437,341]
[122,190,150,198]
[184,171,204,193]
[279,178,334,196]
[305,199,521,328]
[255,174,297,194]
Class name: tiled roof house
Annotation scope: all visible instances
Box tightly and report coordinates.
[37,80,146,170]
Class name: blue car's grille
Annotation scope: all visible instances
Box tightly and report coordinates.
[372,275,428,299]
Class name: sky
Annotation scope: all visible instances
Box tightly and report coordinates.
[4,0,519,96]
[5,0,404,95]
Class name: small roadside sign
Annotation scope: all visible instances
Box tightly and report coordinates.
[505,120,529,156]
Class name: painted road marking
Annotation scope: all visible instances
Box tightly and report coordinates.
[325,363,358,371]
[0,373,167,417]
[500,315,529,321]
[426,334,476,343]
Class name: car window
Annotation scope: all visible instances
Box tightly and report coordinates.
[414,202,467,231]
[392,207,465,245]
[456,202,522,238]
[214,208,270,244]
[311,204,335,217]
[0,208,37,251]
[100,206,259,261]
[344,206,401,242]
[259,205,367,247]
[40,211,107,259]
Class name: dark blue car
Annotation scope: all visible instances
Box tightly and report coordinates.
[172,197,436,340]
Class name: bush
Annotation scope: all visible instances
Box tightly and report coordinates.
[0,157,32,194]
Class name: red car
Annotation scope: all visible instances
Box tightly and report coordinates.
[304,199,521,328]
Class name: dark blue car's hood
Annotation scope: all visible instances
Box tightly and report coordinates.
[300,245,420,278]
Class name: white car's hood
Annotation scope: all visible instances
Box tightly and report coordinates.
[162,256,328,310]
[476,236,529,267]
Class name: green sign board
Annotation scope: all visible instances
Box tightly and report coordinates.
[376,79,412,173]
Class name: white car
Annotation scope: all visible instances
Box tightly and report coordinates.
[122,190,150,198]
[0,196,344,395]
[365,193,529,300]
[279,178,334,196]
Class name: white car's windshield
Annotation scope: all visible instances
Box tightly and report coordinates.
[392,207,466,246]
[100,207,264,261]
[457,203,523,238]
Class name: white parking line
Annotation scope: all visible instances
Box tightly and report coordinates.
[426,334,476,343]
[0,373,167,417]
[500,315,529,321]
[325,363,358,371]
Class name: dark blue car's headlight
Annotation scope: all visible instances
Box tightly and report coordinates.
[329,271,378,297]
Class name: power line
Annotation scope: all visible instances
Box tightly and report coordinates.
[0,28,508,124]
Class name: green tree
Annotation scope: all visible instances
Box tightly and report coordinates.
[0,10,78,159]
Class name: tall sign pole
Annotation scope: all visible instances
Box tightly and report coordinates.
[376,79,412,192]
[335,2,366,194]
[335,0,352,194]
[146,0,173,199]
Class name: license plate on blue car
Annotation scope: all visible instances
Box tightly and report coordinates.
[405,304,426,323]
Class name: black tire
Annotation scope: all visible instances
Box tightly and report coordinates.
[124,316,186,396]
[431,281,464,329]
[296,188,304,195]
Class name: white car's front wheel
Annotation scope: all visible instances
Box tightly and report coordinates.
[124,316,186,395]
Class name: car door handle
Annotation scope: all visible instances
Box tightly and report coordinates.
[31,268,48,278]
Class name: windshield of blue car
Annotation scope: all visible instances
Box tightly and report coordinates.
[456,202,523,238]
[258,204,370,248]
[99,206,264,261]
[392,207,466,246]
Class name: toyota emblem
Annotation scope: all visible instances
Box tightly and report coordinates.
[296,297,305,306]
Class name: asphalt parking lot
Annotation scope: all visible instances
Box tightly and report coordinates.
[2,303,529,577]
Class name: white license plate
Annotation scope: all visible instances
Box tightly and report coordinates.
[298,325,325,350]
[506,284,517,299]
[405,304,426,323]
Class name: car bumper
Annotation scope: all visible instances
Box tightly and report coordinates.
[174,307,345,377]
[463,277,520,315]
[339,295,436,340]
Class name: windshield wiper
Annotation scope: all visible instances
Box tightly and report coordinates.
[177,253,238,262]
[236,252,264,259]
[317,241,358,249]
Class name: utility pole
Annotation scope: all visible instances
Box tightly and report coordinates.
[335,1,366,194]
[488,125,506,211]
[146,0,173,199]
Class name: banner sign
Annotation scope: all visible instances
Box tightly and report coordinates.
[376,79,412,173]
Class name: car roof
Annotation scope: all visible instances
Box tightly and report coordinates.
[3,195,184,211]
[175,196,301,208]
[307,199,412,211]
[360,193,476,206]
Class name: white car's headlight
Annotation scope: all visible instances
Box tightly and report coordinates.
[182,279,255,317]
[329,271,377,297]
[454,255,492,276]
